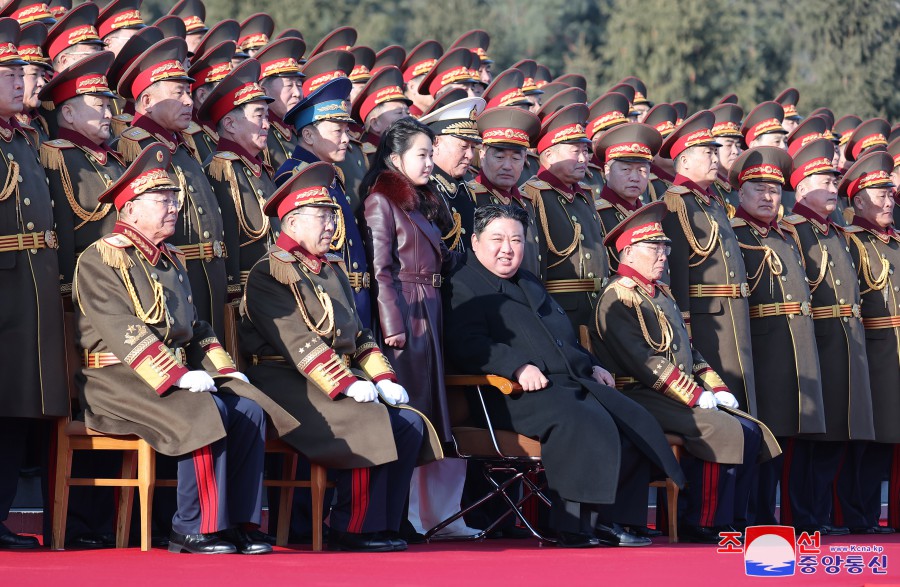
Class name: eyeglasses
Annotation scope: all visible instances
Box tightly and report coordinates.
[135,195,182,211]
[294,211,337,225]
[633,242,671,257]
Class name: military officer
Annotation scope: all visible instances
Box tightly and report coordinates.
[106,25,163,135]
[351,65,412,164]
[255,37,306,173]
[74,142,297,554]
[593,122,663,269]
[644,103,679,201]
[778,138,874,535]
[835,152,899,534]
[834,114,862,173]
[418,46,483,101]
[449,29,493,86]
[775,88,802,134]
[420,95,486,255]
[46,2,104,72]
[16,21,51,146]
[240,161,439,552]
[115,36,234,339]
[659,111,757,413]
[741,101,788,150]
[510,58,544,115]
[595,202,774,543]
[186,39,236,165]
[276,77,373,328]
[96,0,145,58]
[583,91,631,204]
[710,103,744,216]
[727,147,826,525]
[480,68,531,111]
[348,45,375,103]
[237,13,274,60]
[195,59,277,300]
[839,119,890,226]
[167,0,207,57]
[0,18,67,549]
[620,76,651,122]
[783,115,830,215]
[401,39,442,117]
[469,106,541,276]
[0,0,55,25]
[521,103,609,329]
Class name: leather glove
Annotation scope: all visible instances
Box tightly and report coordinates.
[715,391,739,409]
[376,380,409,406]
[697,391,718,410]
[176,371,217,393]
[345,380,378,403]
[229,372,250,383]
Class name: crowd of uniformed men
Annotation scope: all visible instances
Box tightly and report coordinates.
[2,0,900,554]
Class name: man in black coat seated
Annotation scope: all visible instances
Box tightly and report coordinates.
[443,204,685,547]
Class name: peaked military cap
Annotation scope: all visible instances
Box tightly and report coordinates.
[238,12,273,55]
[168,0,206,35]
[418,46,478,97]
[775,87,801,121]
[786,115,828,157]
[643,103,678,138]
[790,137,839,189]
[98,142,178,210]
[728,146,792,188]
[476,105,540,149]
[263,160,338,219]
[97,0,144,40]
[351,64,410,123]
[536,102,590,153]
[39,49,116,103]
[741,101,787,144]
[284,76,353,129]
[197,58,272,125]
[308,25,356,59]
[419,95,485,142]
[845,118,890,163]
[17,20,50,69]
[604,200,670,252]
[255,37,305,79]
[46,1,103,62]
[482,68,530,109]
[299,48,353,95]
[660,110,720,159]
[839,150,895,199]
[587,91,631,139]
[118,36,193,102]
[711,103,744,139]
[595,122,662,165]
[0,0,54,25]
[449,29,492,64]
[401,39,441,83]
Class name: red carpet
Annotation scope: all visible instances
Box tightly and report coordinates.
[4,535,900,587]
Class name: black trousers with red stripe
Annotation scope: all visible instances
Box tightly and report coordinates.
[173,393,266,535]
[834,440,890,529]
[329,408,424,534]
[680,415,761,527]
[779,439,845,528]
[747,437,785,526]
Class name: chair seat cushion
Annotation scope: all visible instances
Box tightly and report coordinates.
[452,426,542,458]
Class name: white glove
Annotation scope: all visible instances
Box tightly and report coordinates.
[230,372,250,383]
[697,391,718,410]
[376,380,409,406]
[176,371,217,393]
[345,380,378,403]
[715,391,739,409]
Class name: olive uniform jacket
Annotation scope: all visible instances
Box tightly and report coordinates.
[595,185,642,272]
[204,138,278,297]
[115,113,234,340]
[594,271,780,464]
[846,218,900,443]
[661,176,756,414]
[783,203,874,441]
[186,117,217,171]
[469,172,542,279]
[263,112,298,177]
[73,222,298,456]
[0,116,67,419]
[522,167,611,330]
[731,208,826,437]
[42,128,126,297]
[444,254,685,504]
[712,174,739,218]
[239,233,442,469]
[336,131,371,222]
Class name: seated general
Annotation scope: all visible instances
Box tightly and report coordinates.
[443,204,685,548]
[593,201,780,543]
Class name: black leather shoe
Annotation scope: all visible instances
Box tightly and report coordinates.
[679,525,723,544]
[487,526,535,539]
[379,532,408,551]
[399,520,425,545]
[328,530,394,552]
[246,529,277,545]
[0,532,39,549]
[556,531,601,548]
[595,523,651,547]
[66,532,114,549]
[850,525,895,535]
[151,535,170,548]
[218,528,272,554]
[822,525,850,536]
[168,531,237,554]
[628,525,663,538]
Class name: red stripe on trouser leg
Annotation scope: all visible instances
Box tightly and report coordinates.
[193,445,219,534]
[347,468,370,534]
[779,439,795,525]
[699,461,719,528]
[890,446,900,528]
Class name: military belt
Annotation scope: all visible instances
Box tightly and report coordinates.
[862,316,900,329]
[0,230,58,252]
[545,278,606,294]
[688,283,750,298]
[179,241,226,261]
[397,271,442,288]
[83,347,186,369]
[811,304,861,320]
[748,301,810,318]
[251,354,351,367]
[347,271,371,289]
[613,376,639,390]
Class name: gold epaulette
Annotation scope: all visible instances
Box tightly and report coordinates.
[596,199,613,211]
[206,151,239,182]
[333,164,345,186]
[39,139,74,171]
[110,114,132,138]
[116,127,153,162]
[780,220,798,235]
[521,180,550,203]
[782,213,806,225]
[269,249,302,285]
[325,252,346,272]
[95,235,134,271]
[181,128,201,163]
[843,206,856,225]
[729,216,747,228]
[663,187,689,213]
[841,224,864,234]
[610,276,641,308]
[468,180,488,194]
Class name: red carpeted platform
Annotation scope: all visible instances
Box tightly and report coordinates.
[4,535,900,587]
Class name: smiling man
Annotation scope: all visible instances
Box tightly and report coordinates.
[780,138,875,535]
[444,204,685,548]
[114,36,234,340]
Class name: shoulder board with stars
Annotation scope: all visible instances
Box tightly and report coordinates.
[467,180,488,195]
[43,138,75,150]
[101,234,133,248]
[184,121,202,135]
[596,199,614,211]
[838,223,862,234]
[664,184,691,196]
[120,127,153,141]
[615,275,637,289]
[213,151,240,161]
[729,217,747,228]
[782,214,807,226]
[524,179,551,190]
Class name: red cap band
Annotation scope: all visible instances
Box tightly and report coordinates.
[482,127,530,148]
[605,141,654,162]
[669,128,715,159]
[615,220,666,252]
[303,70,346,95]
[359,84,405,122]
[114,168,177,209]
[207,81,267,124]
[537,122,587,153]
[737,163,785,186]
[790,156,835,189]
[131,59,189,99]
[745,117,783,144]
[99,9,143,38]
[276,186,332,219]
[846,169,892,199]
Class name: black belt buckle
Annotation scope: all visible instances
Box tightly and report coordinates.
[432,273,442,288]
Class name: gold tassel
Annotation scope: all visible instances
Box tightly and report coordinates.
[116,136,143,163]
[207,155,228,182]
[269,255,302,285]
[182,131,202,164]
[39,142,63,170]
[843,206,855,225]
[95,240,134,271]
[612,282,640,308]
[41,100,55,112]
[663,190,684,214]
[111,117,129,139]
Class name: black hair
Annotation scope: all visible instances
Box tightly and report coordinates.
[473,204,529,236]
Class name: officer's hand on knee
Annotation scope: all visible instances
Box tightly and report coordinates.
[514,364,549,392]
[376,380,408,405]
[176,371,217,393]
[697,391,718,410]
[345,380,378,402]
[714,390,739,409]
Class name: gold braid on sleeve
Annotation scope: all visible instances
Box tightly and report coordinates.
[289,278,335,338]
[737,241,783,295]
[0,159,18,202]
[850,233,890,294]
[531,188,581,268]
[807,247,829,293]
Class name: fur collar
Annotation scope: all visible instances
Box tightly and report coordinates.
[371,170,420,211]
